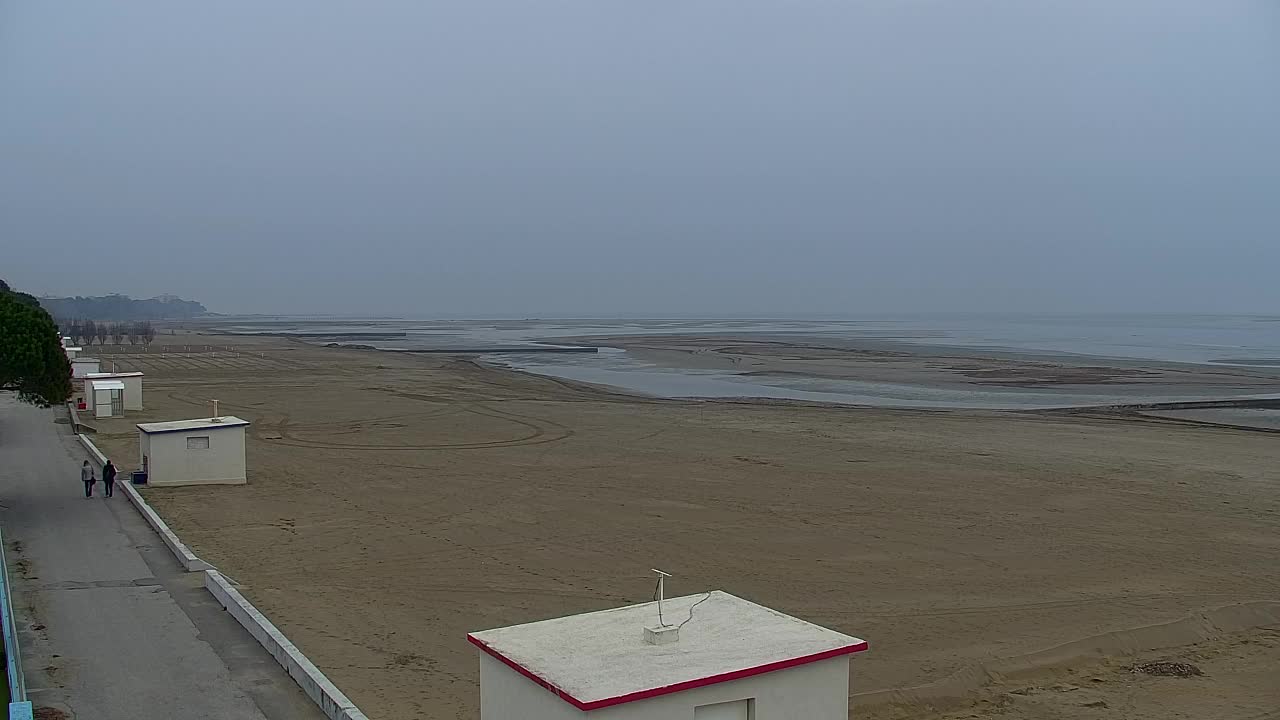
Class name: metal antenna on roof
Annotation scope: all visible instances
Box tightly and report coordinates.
[652,569,672,627]
[643,569,681,645]
[211,399,222,422]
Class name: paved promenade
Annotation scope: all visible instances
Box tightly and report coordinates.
[0,394,324,720]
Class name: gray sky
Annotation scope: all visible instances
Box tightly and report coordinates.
[2,1,1278,316]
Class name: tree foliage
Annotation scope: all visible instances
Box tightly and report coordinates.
[56,318,157,347]
[63,318,83,345]
[1,280,73,407]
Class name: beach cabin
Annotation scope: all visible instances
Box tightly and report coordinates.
[136,417,250,486]
[86,379,125,419]
[71,357,101,378]
[468,591,867,720]
[65,346,82,360]
[83,372,143,410]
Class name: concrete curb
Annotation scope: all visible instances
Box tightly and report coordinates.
[205,571,371,720]
[75,433,371,719]
[66,402,85,434]
[75,433,211,572]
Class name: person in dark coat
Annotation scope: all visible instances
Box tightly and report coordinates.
[81,460,95,498]
[102,460,117,498]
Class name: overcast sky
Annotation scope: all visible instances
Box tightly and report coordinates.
[2,1,1277,316]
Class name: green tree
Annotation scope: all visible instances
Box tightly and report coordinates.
[0,280,73,407]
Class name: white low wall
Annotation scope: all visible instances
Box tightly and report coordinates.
[206,571,370,720]
[76,430,372,720]
[76,434,211,572]
[119,481,212,572]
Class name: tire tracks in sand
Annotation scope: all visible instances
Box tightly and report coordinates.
[162,387,574,452]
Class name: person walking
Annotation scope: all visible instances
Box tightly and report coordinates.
[81,460,95,498]
[102,459,117,498]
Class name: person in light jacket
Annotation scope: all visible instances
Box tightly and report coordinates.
[81,460,95,498]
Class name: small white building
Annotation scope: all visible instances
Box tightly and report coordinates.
[83,372,143,410]
[71,357,101,378]
[86,379,125,419]
[136,417,250,486]
[468,591,867,720]
[65,346,82,360]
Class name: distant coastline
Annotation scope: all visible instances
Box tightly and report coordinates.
[196,315,1280,410]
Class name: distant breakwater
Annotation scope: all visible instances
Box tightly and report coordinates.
[231,331,410,340]
[324,343,598,354]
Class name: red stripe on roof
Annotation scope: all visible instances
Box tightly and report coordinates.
[467,633,868,711]
[468,634,590,710]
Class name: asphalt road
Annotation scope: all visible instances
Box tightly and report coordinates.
[0,394,326,720]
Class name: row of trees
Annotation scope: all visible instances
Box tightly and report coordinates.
[62,319,157,347]
[1,279,72,407]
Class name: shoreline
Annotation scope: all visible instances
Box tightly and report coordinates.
[486,333,1280,410]
[229,325,1280,411]
[177,324,1280,417]
[187,318,1280,410]
[483,354,1280,422]
[566,332,1280,377]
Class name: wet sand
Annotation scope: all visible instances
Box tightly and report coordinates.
[84,333,1280,719]
[573,334,1280,391]
[1141,408,1280,432]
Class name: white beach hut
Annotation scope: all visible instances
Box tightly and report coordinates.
[65,346,82,360]
[83,372,144,410]
[136,416,250,486]
[86,379,125,419]
[71,357,101,378]
[468,591,867,720]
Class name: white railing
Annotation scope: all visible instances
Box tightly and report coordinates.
[0,526,32,719]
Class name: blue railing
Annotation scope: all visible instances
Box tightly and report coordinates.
[0,527,32,719]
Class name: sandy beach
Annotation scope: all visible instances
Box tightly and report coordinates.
[83,332,1280,720]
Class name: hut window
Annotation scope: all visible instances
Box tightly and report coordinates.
[187,436,211,450]
[695,699,754,720]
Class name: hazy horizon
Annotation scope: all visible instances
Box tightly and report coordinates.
[125,310,1280,321]
[3,1,1278,317]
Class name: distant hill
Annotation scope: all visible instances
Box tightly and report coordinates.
[40,293,208,321]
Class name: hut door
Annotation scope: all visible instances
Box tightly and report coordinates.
[94,389,112,418]
[110,389,124,416]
